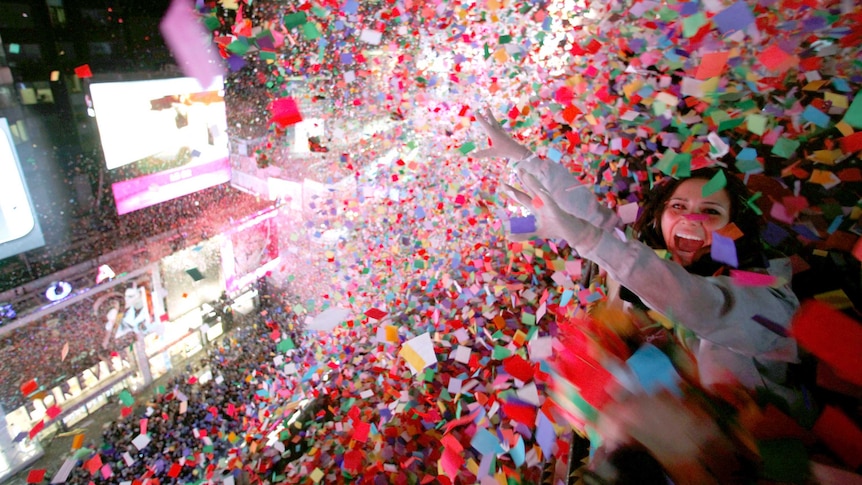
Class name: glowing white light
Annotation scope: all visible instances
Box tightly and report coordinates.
[45,281,72,301]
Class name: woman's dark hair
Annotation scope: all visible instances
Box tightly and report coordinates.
[632,167,767,275]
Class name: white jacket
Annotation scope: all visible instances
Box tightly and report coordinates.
[576,226,799,393]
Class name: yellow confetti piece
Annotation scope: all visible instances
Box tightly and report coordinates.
[71,433,85,450]
[399,344,427,373]
[493,48,508,63]
[814,289,854,310]
[310,468,324,483]
[836,120,854,136]
[802,80,829,91]
[809,149,842,165]
[622,79,644,100]
[513,329,527,346]
[220,0,240,9]
[825,91,849,109]
[647,310,676,330]
[385,325,399,343]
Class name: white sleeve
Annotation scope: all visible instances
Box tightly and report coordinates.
[575,227,799,360]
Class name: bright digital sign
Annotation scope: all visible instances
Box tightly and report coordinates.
[0,118,45,260]
[89,77,231,215]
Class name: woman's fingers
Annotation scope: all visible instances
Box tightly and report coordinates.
[519,172,550,200]
[502,183,534,208]
[472,147,497,159]
[482,107,502,131]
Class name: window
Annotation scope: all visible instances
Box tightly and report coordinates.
[47,0,66,27]
[17,81,54,105]
[88,41,113,57]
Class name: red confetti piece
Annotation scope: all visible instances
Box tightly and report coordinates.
[26,469,46,483]
[74,64,93,78]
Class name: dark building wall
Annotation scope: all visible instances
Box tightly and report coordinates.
[0,0,176,290]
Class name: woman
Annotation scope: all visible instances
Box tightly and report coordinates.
[475,108,799,396]
[474,109,805,483]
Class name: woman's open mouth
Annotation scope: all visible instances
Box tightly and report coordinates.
[674,233,704,253]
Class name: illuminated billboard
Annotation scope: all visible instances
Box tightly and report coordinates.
[221,210,280,293]
[0,118,45,259]
[89,77,231,215]
[160,237,225,321]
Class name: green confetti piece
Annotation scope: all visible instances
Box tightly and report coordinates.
[701,170,727,197]
[498,34,512,44]
[657,6,678,21]
[717,117,745,132]
[746,113,768,135]
[277,338,295,352]
[203,16,221,31]
[655,150,691,178]
[771,137,800,159]
[118,389,134,407]
[226,39,250,55]
[682,12,707,38]
[283,11,308,28]
[311,5,328,18]
[521,312,536,326]
[301,22,320,40]
[746,192,763,215]
[459,141,476,155]
[842,91,862,128]
[493,345,512,360]
[735,158,763,174]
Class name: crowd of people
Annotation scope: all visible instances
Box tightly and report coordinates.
[0,297,136,412]
[60,300,308,484]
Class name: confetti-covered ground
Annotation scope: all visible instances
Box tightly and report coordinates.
[11,0,862,483]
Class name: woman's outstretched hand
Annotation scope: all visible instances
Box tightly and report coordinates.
[472,107,533,160]
[502,173,597,249]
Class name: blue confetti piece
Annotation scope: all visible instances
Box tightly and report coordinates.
[763,222,790,246]
[802,105,830,128]
[626,344,682,396]
[832,78,851,93]
[713,1,755,35]
[827,216,843,234]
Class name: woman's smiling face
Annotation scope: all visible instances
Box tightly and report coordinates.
[660,178,732,267]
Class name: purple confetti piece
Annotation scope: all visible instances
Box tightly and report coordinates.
[710,232,739,267]
[509,215,537,234]
[752,315,789,337]
[160,0,224,87]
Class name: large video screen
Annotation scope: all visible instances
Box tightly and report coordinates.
[221,211,280,293]
[89,77,231,215]
[0,118,45,259]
